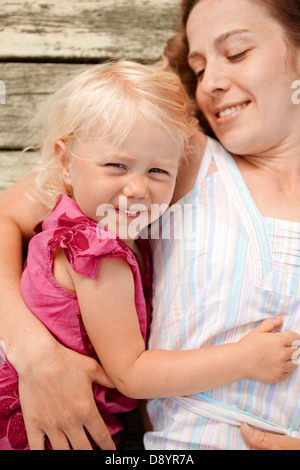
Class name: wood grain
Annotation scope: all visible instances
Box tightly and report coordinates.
[0,62,93,148]
[0,150,39,192]
[0,0,179,61]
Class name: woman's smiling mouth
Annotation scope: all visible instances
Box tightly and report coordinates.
[215,101,251,123]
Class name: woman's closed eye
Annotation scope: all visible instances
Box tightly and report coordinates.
[195,50,249,80]
[228,50,248,61]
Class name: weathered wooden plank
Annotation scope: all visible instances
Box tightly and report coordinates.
[0,0,179,61]
[0,62,94,149]
[0,150,39,191]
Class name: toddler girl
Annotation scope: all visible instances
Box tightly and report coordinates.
[0,60,298,450]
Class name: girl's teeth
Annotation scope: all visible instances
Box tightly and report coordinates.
[121,209,138,216]
[219,102,247,118]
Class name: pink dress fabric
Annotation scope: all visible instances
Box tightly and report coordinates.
[0,194,152,450]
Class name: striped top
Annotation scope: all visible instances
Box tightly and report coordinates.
[144,138,300,450]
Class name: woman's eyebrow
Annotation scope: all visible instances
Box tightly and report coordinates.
[215,28,252,45]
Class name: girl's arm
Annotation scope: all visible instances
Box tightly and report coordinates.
[0,174,115,450]
[74,256,299,400]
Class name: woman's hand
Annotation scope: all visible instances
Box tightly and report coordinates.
[17,341,116,450]
[241,424,300,450]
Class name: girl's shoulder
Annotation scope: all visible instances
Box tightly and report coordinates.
[39,194,143,281]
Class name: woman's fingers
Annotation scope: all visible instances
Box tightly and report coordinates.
[24,402,115,450]
[80,408,117,450]
[241,423,300,450]
[34,431,71,451]
[25,427,48,451]
[18,345,116,450]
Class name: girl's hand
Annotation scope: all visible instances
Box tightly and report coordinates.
[241,423,300,450]
[17,341,116,450]
[238,317,300,383]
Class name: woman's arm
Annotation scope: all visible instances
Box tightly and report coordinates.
[0,173,50,361]
[75,256,299,400]
[0,175,116,450]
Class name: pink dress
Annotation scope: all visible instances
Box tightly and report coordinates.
[0,195,152,450]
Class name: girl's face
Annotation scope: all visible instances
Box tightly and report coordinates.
[187,0,300,156]
[56,118,180,244]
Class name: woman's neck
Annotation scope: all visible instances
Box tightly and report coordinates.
[234,141,300,222]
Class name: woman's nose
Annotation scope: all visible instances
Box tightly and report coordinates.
[200,62,230,96]
[122,175,149,199]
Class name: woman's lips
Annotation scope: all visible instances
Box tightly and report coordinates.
[214,101,251,124]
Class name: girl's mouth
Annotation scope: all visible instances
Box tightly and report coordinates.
[118,208,142,218]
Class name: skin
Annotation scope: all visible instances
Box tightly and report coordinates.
[0,0,300,450]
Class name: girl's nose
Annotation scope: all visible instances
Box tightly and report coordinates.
[122,175,149,200]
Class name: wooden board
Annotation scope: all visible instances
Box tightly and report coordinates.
[0,62,94,149]
[0,150,39,192]
[0,0,179,61]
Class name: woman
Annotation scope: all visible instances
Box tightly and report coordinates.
[143,0,300,449]
[0,0,299,450]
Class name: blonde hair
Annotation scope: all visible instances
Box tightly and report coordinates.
[32,60,198,209]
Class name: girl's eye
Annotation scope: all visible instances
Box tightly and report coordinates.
[228,50,248,61]
[106,163,126,169]
[149,168,167,174]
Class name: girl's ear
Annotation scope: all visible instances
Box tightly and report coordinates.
[54,139,72,186]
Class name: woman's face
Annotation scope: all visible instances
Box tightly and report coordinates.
[186,0,300,156]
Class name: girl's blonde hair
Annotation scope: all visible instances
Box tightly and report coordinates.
[32,59,198,209]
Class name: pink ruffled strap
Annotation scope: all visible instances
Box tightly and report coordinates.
[44,196,140,280]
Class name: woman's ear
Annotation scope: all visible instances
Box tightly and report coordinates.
[54,139,72,186]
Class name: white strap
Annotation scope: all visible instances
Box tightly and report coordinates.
[194,137,215,185]
[173,395,299,438]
